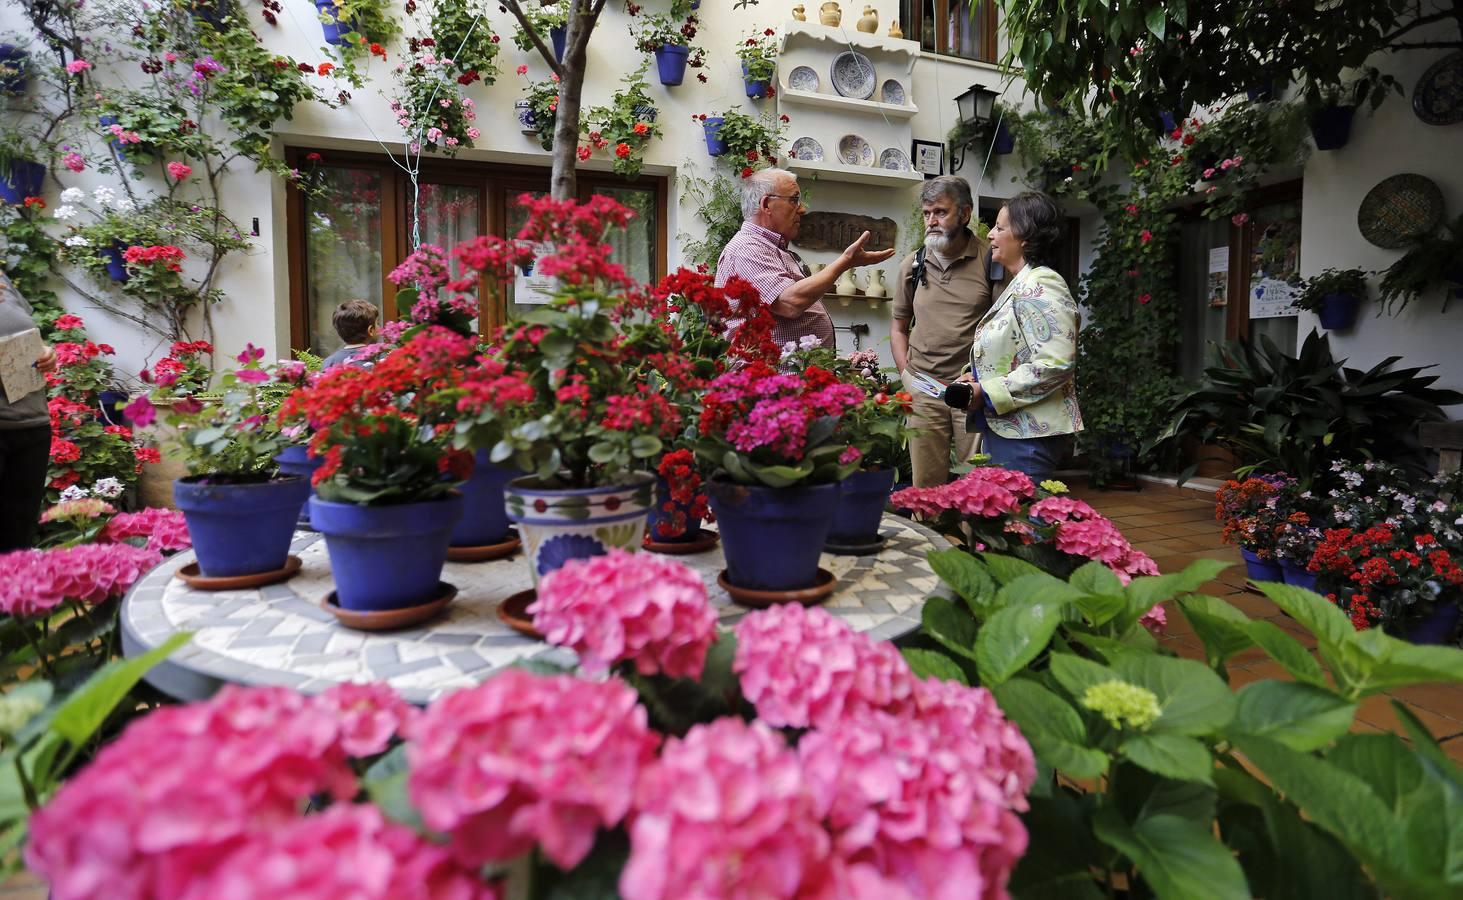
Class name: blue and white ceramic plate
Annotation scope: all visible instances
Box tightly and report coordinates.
[788,65,819,93]
[830,50,876,99]
[790,136,824,161]
[838,134,874,167]
[880,79,906,105]
[878,147,911,171]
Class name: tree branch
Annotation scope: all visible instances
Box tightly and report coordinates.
[1389,39,1463,50]
[1380,10,1453,44]
[500,0,565,80]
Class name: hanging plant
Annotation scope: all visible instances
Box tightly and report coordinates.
[583,62,662,179]
[426,0,500,83]
[389,44,480,156]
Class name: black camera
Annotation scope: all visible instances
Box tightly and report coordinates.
[942,382,973,409]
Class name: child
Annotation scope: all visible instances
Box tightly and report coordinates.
[319,299,379,370]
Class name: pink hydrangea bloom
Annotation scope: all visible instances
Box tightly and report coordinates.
[27,686,359,900]
[620,718,832,900]
[405,670,658,870]
[733,604,916,730]
[1139,602,1168,635]
[1053,516,1130,565]
[100,507,192,554]
[890,469,1023,519]
[0,543,162,617]
[965,466,1036,500]
[529,549,718,679]
[195,804,496,900]
[1028,496,1098,524]
[315,681,418,757]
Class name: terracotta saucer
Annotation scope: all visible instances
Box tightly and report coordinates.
[175,555,302,591]
[823,532,888,556]
[717,568,838,608]
[447,530,522,563]
[323,581,457,631]
[497,588,545,640]
[643,530,720,555]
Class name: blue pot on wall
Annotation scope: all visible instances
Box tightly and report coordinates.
[1316,292,1361,330]
[827,468,895,545]
[450,450,517,547]
[310,493,464,611]
[174,475,311,577]
[1240,546,1283,583]
[0,44,30,95]
[0,159,44,205]
[991,119,1015,154]
[1157,110,1176,134]
[98,390,129,426]
[101,242,130,282]
[654,44,689,86]
[315,0,357,46]
[274,445,324,529]
[550,24,566,63]
[742,62,771,99]
[646,476,704,544]
[708,479,841,591]
[1309,104,1355,151]
[702,117,727,156]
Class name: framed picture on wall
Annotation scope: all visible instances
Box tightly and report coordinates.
[912,140,943,178]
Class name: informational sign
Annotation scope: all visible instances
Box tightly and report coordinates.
[1206,247,1229,308]
[1250,277,1300,319]
[512,243,558,305]
[0,329,45,403]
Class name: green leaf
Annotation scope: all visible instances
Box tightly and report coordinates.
[921,596,979,661]
[1253,582,1355,650]
[1124,559,1231,616]
[1049,652,1117,701]
[993,678,1108,779]
[1111,654,1237,736]
[979,552,1046,585]
[1121,733,1215,784]
[1327,733,1424,814]
[587,441,618,464]
[1070,560,1125,596]
[1074,591,1129,627]
[1247,619,1328,687]
[629,434,662,458]
[362,744,427,831]
[902,648,969,685]
[1093,811,1250,900]
[1231,681,1356,751]
[926,549,997,615]
[50,633,191,747]
[1178,593,1256,668]
[975,597,1064,685]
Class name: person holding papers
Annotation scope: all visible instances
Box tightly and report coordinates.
[0,271,58,552]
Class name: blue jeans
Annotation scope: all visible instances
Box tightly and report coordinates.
[981,431,1071,480]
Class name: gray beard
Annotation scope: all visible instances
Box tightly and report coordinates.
[924,229,967,256]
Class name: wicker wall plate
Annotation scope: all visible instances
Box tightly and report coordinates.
[1357,174,1445,249]
[1414,52,1463,126]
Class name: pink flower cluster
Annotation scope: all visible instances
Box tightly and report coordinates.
[530,550,718,678]
[389,243,451,302]
[733,603,916,729]
[99,507,192,554]
[26,683,422,900]
[890,466,1034,519]
[0,543,162,617]
[700,363,865,462]
[405,670,659,870]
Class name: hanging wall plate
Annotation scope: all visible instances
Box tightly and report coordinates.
[830,50,876,99]
[1413,52,1463,126]
[1357,173,1445,249]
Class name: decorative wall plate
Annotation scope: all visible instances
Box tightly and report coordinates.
[790,136,825,161]
[1413,52,1463,126]
[788,65,820,93]
[830,50,876,99]
[878,147,911,171]
[880,79,905,105]
[837,134,874,166]
[1357,173,1445,249]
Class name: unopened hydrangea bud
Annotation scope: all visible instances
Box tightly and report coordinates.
[1081,680,1161,731]
[0,693,46,735]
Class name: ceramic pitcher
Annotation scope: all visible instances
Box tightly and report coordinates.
[864,269,888,298]
[835,267,858,295]
[888,20,903,38]
[819,1,841,26]
[857,5,878,33]
[792,3,806,21]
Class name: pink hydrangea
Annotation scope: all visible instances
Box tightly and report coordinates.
[315,681,418,757]
[1138,602,1168,635]
[100,507,192,554]
[0,543,162,617]
[194,804,496,900]
[620,718,832,900]
[733,604,916,730]
[965,465,1036,500]
[798,681,1035,900]
[27,686,359,900]
[1028,495,1098,524]
[1053,516,1130,565]
[890,469,1024,519]
[529,549,718,679]
[405,670,659,870]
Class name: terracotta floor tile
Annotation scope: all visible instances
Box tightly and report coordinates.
[1166,638,1209,663]
[1442,734,1463,764]
[1216,591,1281,619]
[1387,683,1463,723]
[1108,515,1165,528]
[1357,694,1463,740]
[1146,510,1224,525]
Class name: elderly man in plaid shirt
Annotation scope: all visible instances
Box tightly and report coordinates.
[715,168,895,349]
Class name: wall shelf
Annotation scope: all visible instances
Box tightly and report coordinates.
[787,158,923,187]
[780,20,921,65]
[776,86,918,118]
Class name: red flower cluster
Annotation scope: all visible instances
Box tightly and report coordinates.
[1310,525,1463,631]
[602,391,680,438]
[653,448,710,539]
[122,244,185,272]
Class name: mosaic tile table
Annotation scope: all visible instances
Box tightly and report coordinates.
[119,514,952,704]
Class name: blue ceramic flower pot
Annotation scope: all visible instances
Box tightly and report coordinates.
[1317,292,1361,330]
[0,44,29,95]
[633,104,658,123]
[550,24,566,63]
[1240,546,1283,583]
[310,493,464,611]
[101,243,130,282]
[1403,602,1462,645]
[703,117,727,156]
[451,450,517,547]
[1279,559,1317,592]
[274,445,324,529]
[742,62,770,99]
[1309,104,1355,151]
[827,468,895,544]
[315,0,357,46]
[98,390,129,426]
[505,473,656,584]
[654,44,689,86]
[514,99,537,134]
[1157,111,1176,134]
[646,476,704,543]
[991,120,1015,154]
[708,479,840,591]
[174,475,311,577]
[0,159,44,205]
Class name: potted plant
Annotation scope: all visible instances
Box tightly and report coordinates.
[824,349,917,548]
[0,42,29,95]
[695,107,786,169]
[511,0,567,61]
[1274,508,1322,590]
[1379,215,1463,315]
[1215,475,1294,582]
[1291,266,1369,330]
[315,0,400,57]
[278,329,475,612]
[516,67,560,151]
[582,62,663,179]
[736,28,777,99]
[389,42,479,156]
[425,0,500,82]
[0,123,44,205]
[126,345,310,581]
[1301,67,1399,151]
[631,13,703,86]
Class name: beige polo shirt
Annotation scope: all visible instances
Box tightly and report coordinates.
[891,232,994,381]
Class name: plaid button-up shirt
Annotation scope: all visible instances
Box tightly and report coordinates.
[714,222,835,349]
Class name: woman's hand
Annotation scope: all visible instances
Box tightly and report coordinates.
[35,345,57,373]
[955,371,976,384]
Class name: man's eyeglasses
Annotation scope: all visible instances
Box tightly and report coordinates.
[766,193,802,207]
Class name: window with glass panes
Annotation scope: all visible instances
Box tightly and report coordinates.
[901,0,998,63]
[285,151,666,354]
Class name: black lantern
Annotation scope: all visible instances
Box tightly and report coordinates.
[950,84,999,171]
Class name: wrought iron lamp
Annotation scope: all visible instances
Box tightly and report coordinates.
[950,83,999,171]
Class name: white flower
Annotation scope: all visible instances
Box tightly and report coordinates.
[798,333,822,350]
[91,477,124,499]
[64,235,91,247]
[59,485,89,501]
[113,197,135,212]
[53,205,78,220]
[59,187,85,204]
[91,186,115,205]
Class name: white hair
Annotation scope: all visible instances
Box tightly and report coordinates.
[740,168,797,220]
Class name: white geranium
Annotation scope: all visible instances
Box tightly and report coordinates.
[53,205,78,220]
[91,186,116,205]
[59,485,89,501]
[59,187,85,204]
[64,235,91,247]
[113,197,135,212]
[91,477,124,499]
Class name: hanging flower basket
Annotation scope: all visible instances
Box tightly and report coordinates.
[0,44,30,95]
[702,116,727,156]
[0,158,43,205]
[991,119,1015,155]
[1308,104,1356,151]
[741,62,771,99]
[314,0,358,46]
[550,24,566,62]
[654,44,689,86]
[1316,292,1362,330]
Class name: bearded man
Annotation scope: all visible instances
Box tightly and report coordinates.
[891,176,996,487]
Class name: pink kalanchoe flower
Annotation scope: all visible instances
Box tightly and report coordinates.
[61,151,85,172]
[166,161,192,180]
[530,549,718,679]
[733,603,916,730]
[100,507,191,553]
[196,804,498,900]
[405,670,658,870]
[620,718,832,900]
[314,682,417,757]
[0,543,162,617]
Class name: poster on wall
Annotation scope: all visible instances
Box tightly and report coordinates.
[1250,278,1301,319]
[512,243,558,305]
[1206,247,1229,307]
[1248,217,1301,319]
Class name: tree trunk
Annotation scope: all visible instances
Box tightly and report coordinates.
[550,3,589,201]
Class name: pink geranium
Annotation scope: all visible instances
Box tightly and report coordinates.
[405,670,659,870]
[733,603,916,730]
[100,507,191,553]
[61,151,85,172]
[0,543,162,617]
[530,549,718,678]
[65,59,91,74]
[620,718,832,900]
[166,161,192,180]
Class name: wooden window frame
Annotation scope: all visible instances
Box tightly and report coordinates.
[283,148,668,351]
[906,0,998,64]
